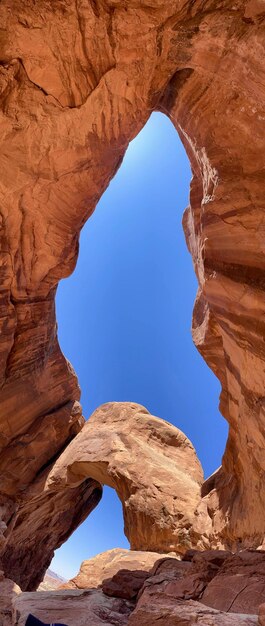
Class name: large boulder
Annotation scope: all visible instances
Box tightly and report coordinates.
[13,589,134,626]
[127,549,264,625]
[200,550,265,614]
[63,548,180,591]
[48,402,203,553]
[128,597,259,626]
[134,549,265,617]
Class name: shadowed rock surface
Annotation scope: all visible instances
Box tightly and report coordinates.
[47,402,203,554]
[0,0,265,589]
[0,571,21,626]
[1,476,102,591]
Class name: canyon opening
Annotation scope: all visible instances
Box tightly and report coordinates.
[52,112,227,579]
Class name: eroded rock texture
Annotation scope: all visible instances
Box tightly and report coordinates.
[48,402,203,553]
[0,0,265,587]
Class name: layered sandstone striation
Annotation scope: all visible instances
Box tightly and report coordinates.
[47,402,203,554]
[0,0,265,588]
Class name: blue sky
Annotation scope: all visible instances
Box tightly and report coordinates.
[51,112,228,579]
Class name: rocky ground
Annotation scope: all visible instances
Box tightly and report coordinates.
[4,548,265,625]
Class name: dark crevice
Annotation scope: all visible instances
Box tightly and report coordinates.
[30,431,80,482]
[158,68,194,113]
[90,0,100,18]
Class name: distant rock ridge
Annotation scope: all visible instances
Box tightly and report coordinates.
[38,568,66,592]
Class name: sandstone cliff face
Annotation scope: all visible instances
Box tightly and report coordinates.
[48,402,203,554]
[0,0,265,587]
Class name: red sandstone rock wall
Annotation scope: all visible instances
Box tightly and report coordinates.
[0,0,265,588]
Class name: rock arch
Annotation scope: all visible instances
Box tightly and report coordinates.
[0,0,265,589]
[47,402,204,554]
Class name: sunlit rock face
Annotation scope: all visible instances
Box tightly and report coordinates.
[0,0,265,587]
[48,402,203,554]
[62,548,180,592]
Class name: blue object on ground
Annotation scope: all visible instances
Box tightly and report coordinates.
[25,615,68,626]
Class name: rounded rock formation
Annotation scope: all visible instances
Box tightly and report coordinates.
[62,548,178,591]
[48,402,204,554]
